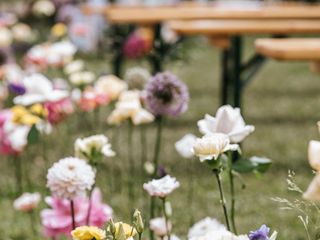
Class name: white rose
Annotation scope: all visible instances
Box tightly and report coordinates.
[197,105,254,143]
[192,133,239,162]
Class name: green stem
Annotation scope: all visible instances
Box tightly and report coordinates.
[152,116,163,178]
[29,210,37,236]
[150,197,155,240]
[13,155,22,195]
[70,200,76,230]
[187,158,195,226]
[214,170,231,231]
[162,198,171,240]
[128,121,135,202]
[228,153,237,234]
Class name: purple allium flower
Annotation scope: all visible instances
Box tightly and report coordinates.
[122,33,146,59]
[144,71,189,117]
[248,225,270,240]
[8,83,26,95]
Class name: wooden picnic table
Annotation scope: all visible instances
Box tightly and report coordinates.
[82,2,320,107]
[83,2,320,24]
[255,38,320,61]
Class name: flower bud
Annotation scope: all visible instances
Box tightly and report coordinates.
[133,209,144,234]
[108,218,116,236]
[165,201,172,217]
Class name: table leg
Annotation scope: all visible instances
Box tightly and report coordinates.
[231,36,243,108]
[151,23,164,74]
[221,49,231,105]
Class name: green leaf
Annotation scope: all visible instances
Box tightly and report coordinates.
[27,125,39,145]
[232,156,272,174]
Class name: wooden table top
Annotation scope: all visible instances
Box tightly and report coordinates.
[255,38,320,61]
[168,19,320,36]
[82,2,320,24]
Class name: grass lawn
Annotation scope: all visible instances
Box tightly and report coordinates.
[1,36,320,240]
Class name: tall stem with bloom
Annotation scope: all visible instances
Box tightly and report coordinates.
[128,121,135,202]
[162,198,171,240]
[70,200,76,230]
[149,116,163,240]
[213,169,231,231]
[228,152,237,234]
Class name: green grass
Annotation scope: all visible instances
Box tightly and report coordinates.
[1,36,320,240]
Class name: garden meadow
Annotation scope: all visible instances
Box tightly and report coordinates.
[1,0,320,240]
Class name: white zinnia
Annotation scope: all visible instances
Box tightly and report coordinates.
[47,157,95,199]
[192,133,239,162]
[74,134,115,161]
[197,105,255,143]
[149,217,171,237]
[143,175,180,198]
[188,217,226,239]
[13,192,41,212]
[95,75,127,100]
[175,134,197,159]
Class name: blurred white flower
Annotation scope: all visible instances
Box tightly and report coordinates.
[197,105,254,143]
[0,27,12,48]
[144,161,155,175]
[308,140,320,171]
[149,217,171,237]
[192,133,239,162]
[13,192,41,212]
[14,73,68,106]
[188,217,226,239]
[95,75,127,101]
[132,108,154,125]
[175,134,197,159]
[47,157,95,199]
[32,0,55,17]
[36,121,53,135]
[75,134,115,162]
[48,41,77,66]
[3,64,24,83]
[161,24,178,44]
[303,174,320,201]
[69,71,95,86]
[3,121,30,151]
[143,175,180,198]
[64,60,85,75]
[189,229,248,240]
[11,23,34,43]
[125,67,150,90]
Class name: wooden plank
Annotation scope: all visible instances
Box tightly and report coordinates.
[100,3,320,24]
[168,20,320,36]
[255,38,320,61]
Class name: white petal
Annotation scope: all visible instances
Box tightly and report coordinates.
[308,140,320,171]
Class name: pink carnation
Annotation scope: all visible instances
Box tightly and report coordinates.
[41,188,112,238]
[44,97,74,125]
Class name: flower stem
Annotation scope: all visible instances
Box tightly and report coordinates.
[214,170,231,231]
[29,210,37,236]
[70,200,76,230]
[152,116,163,178]
[13,155,22,195]
[228,153,237,234]
[162,198,171,240]
[128,121,135,202]
[86,183,96,225]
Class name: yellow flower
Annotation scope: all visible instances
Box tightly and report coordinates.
[115,222,137,239]
[30,103,48,117]
[71,226,106,240]
[51,23,67,38]
[11,105,41,126]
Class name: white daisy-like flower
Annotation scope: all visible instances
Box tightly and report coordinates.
[46,157,95,199]
[13,192,41,212]
[143,175,180,198]
[74,134,115,162]
[188,217,226,239]
[149,217,171,237]
[192,133,239,162]
[197,105,255,143]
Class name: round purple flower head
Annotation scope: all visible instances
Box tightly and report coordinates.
[248,225,270,240]
[144,71,189,117]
